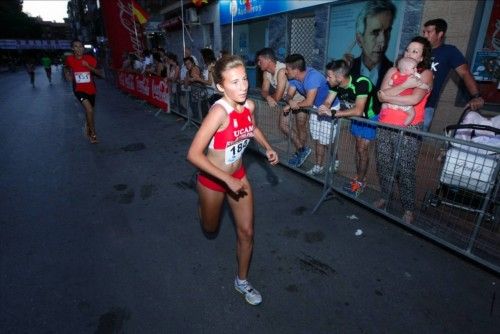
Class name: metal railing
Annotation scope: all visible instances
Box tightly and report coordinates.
[117,77,500,274]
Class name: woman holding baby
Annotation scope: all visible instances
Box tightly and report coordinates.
[374,36,434,224]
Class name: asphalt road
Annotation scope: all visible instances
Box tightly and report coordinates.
[0,67,498,333]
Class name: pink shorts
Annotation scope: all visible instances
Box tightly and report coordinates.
[198,165,246,192]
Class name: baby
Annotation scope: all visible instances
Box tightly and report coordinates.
[381,57,429,126]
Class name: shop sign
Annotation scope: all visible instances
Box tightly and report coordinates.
[219,0,334,25]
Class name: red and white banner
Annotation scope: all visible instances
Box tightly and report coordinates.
[117,70,170,111]
[101,0,145,69]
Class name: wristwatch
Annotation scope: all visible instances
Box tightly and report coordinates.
[471,92,482,99]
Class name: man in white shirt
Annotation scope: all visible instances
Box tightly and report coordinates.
[256,48,288,107]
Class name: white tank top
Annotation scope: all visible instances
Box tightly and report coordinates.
[264,61,288,91]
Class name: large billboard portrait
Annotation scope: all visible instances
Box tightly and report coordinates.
[327,0,405,90]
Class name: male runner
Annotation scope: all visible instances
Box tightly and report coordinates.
[64,39,103,144]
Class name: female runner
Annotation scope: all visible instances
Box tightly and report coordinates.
[187,55,278,305]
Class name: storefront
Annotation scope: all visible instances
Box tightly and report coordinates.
[218,0,332,88]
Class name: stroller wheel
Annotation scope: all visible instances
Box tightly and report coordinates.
[430,197,440,208]
[424,191,441,209]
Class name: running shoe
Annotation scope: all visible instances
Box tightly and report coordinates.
[343,179,365,197]
[306,165,324,176]
[288,151,300,167]
[328,160,340,173]
[234,278,262,306]
[296,146,312,167]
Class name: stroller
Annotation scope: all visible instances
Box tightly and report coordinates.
[424,110,500,230]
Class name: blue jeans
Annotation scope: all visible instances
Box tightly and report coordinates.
[423,107,434,132]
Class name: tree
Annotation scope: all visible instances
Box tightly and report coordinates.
[0,0,43,39]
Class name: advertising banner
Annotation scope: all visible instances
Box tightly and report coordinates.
[117,71,169,111]
[327,0,405,89]
[101,0,144,69]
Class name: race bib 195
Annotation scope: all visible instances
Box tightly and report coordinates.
[74,71,91,83]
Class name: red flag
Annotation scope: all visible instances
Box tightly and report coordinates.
[131,0,150,25]
[101,0,145,69]
[192,0,208,8]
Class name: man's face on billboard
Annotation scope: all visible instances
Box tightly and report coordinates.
[357,10,393,68]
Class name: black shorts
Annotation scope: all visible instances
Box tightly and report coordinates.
[74,91,95,107]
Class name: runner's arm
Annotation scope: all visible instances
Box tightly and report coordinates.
[187,105,235,184]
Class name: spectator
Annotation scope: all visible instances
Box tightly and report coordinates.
[197,48,217,89]
[256,47,288,108]
[283,54,330,168]
[182,56,202,88]
[152,53,167,77]
[422,18,484,132]
[180,47,199,82]
[143,49,153,68]
[133,51,145,73]
[321,59,377,196]
[379,57,430,126]
[375,36,434,224]
[165,52,180,94]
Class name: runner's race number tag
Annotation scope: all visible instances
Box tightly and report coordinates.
[225,139,250,165]
[74,72,91,83]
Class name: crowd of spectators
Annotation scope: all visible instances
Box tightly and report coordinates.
[249,1,486,224]
[120,46,229,99]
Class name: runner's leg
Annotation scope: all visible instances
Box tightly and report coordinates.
[226,176,254,280]
[81,99,97,140]
[197,182,225,233]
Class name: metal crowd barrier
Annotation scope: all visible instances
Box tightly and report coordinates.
[114,75,500,274]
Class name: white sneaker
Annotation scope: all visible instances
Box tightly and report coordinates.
[329,160,340,173]
[234,278,262,305]
[334,160,340,172]
[306,165,324,176]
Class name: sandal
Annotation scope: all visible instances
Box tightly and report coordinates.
[83,125,91,139]
[402,211,414,224]
[373,198,386,209]
[89,133,99,144]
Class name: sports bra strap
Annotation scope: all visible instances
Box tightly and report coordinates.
[213,98,250,114]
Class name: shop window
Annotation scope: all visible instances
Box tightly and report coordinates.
[470,0,500,107]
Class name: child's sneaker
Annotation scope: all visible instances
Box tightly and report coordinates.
[296,146,312,167]
[306,164,324,176]
[234,278,262,306]
[288,151,300,167]
[343,178,365,197]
